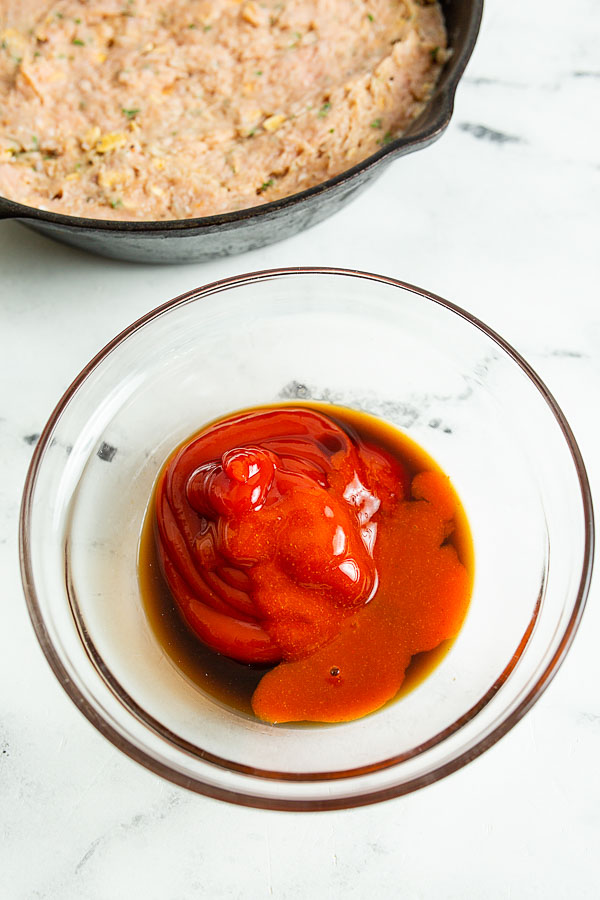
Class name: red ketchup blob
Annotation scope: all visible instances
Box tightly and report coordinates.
[155,407,408,665]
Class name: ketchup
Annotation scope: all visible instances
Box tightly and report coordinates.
[153,405,471,723]
[156,407,407,664]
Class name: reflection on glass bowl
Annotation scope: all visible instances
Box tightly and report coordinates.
[20,268,593,810]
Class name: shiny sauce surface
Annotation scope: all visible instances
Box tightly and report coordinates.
[139,403,474,723]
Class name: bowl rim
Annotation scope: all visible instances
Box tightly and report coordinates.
[0,0,484,233]
[19,267,594,811]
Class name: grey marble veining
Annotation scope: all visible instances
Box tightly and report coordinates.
[1,0,599,897]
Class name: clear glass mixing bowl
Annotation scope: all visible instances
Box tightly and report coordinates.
[20,268,593,810]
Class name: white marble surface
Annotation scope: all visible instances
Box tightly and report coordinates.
[1,0,599,896]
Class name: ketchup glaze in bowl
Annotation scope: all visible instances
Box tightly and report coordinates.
[20,268,593,810]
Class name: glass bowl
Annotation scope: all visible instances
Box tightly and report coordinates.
[20,268,594,810]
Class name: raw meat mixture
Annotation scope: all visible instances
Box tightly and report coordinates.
[0,0,447,220]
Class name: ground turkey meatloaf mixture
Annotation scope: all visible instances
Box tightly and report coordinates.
[0,0,447,220]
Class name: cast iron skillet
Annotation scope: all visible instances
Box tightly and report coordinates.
[0,0,483,264]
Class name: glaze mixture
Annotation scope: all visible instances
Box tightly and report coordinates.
[141,404,473,724]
